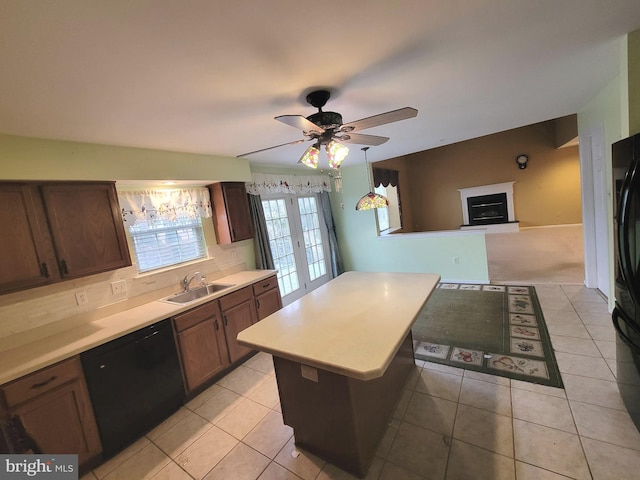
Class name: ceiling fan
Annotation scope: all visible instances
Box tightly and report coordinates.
[237,89,418,169]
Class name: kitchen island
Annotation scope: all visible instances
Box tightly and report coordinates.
[237,271,440,477]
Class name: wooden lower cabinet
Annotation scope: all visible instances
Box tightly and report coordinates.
[173,301,229,394]
[253,275,282,321]
[220,286,259,363]
[173,280,279,393]
[0,357,101,471]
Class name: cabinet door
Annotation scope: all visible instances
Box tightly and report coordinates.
[0,184,60,293]
[9,379,101,468]
[41,183,131,279]
[210,182,253,244]
[222,300,256,363]
[177,318,229,392]
[256,288,283,321]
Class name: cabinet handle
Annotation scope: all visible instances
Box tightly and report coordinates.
[223,314,228,326]
[256,299,261,309]
[59,260,69,276]
[40,262,49,278]
[30,375,57,389]
[214,319,219,331]
[262,283,270,289]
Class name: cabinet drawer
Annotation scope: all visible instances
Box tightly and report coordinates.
[252,275,279,296]
[219,285,253,310]
[2,357,82,408]
[173,300,221,332]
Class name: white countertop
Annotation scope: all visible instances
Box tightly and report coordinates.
[237,271,440,381]
[0,270,276,385]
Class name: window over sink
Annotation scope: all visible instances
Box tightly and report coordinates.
[118,188,212,272]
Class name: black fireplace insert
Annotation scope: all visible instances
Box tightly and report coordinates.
[467,193,508,225]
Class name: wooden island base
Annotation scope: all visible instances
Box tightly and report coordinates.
[273,333,415,477]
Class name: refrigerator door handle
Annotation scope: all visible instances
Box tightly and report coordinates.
[618,160,640,305]
[613,307,640,354]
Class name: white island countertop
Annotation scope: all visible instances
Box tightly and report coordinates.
[237,271,440,381]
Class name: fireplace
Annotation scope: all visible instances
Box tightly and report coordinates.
[458,182,519,233]
[467,193,508,225]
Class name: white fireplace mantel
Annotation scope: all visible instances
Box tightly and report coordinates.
[458,182,518,233]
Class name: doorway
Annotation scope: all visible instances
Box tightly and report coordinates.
[261,193,332,305]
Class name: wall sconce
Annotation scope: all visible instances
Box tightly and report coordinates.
[516,154,529,169]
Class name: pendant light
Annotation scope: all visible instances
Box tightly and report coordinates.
[356,147,389,211]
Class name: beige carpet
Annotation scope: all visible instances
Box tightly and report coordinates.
[485,224,585,285]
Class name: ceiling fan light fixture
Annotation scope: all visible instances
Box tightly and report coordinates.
[299,144,320,169]
[326,140,349,169]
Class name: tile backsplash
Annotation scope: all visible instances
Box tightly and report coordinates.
[0,240,254,342]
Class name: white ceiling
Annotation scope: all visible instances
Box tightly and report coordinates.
[1,1,640,167]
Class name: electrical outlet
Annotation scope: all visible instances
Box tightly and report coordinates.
[111,280,127,295]
[75,291,88,306]
[453,257,460,264]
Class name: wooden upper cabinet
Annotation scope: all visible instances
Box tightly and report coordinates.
[41,183,131,279]
[209,182,253,244]
[0,182,131,295]
[0,184,60,292]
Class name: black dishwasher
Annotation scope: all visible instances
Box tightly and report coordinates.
[81,319,184,458]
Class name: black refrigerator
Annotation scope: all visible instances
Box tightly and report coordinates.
[612,132,640,430]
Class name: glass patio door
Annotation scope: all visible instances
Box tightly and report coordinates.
[261,194,331,305]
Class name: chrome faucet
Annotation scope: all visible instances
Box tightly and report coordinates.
[182,271,205,292]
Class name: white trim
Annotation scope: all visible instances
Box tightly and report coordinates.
[458,182,516,225]
[579,123,606,291]
[376,229,485,240]
[461,222,519,234]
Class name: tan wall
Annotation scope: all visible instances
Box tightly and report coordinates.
[378,120,582,231]
[554,114,578,147]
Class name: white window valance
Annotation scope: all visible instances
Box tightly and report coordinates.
[245,173,332,195]
[118,187,212,226]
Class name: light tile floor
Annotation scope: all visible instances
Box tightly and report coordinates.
[81,284,640,480]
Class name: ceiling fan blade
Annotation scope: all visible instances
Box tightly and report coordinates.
[237,139,309,157]
[341,107,418,132]
[275,115,325,134]
[338,133,389,146]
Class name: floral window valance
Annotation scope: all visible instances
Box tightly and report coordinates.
[373,168,399,188]
[245,173,332,196]
[118,187,212,226]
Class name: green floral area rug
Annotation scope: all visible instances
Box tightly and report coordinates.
[413,283,563,388]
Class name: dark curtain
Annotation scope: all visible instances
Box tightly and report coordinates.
[319,191,344,277]
[247,193,274,270]
[373,168,399,187]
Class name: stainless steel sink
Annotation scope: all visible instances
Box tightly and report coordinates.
[163,283,235,304]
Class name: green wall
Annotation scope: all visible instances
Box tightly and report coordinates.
[0,134,250,182]
[331,163,489,282]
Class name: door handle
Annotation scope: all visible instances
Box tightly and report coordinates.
[618,160,640,305]
[40,262,49,278]
[30,376,57,389]
[612,307,640,354]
